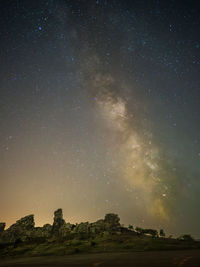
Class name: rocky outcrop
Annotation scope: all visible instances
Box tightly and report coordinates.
[73,222,90,234]
[58,223,74,238]
[0,223,5,233]
[90,214,121,235]
[90,219,106,234]
[52,209,66,235]
[29,224,52,242]
[1,215,34,243]
[71,222,90,239]
[104,213,120,232]
[0,210,145,245]
[15,215,34,229]
[43,223,52,235]
[104,213,121,234]
[104,213,120,225]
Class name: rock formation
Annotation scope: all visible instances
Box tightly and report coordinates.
[0,223,5,233]
[104,213,120,233]
[0,210,136,244]
[52,208,66,235]
[0,215,34,243]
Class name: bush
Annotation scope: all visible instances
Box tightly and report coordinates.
[177,234,194,241]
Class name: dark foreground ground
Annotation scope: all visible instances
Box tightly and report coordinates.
[1,250,200,267]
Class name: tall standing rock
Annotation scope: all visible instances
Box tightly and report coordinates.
[52,209,65,235]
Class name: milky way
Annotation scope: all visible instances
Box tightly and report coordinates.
[83,56,174,223]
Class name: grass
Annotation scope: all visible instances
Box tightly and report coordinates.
[0,234,199,259]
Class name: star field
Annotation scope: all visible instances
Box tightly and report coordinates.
[0,0,200,238]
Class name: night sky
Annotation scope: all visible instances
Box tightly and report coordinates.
[0,0,200,238]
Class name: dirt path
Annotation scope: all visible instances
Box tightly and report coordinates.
[1,250,200,267]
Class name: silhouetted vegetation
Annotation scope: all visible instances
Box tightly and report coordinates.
[177,234,194,241]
